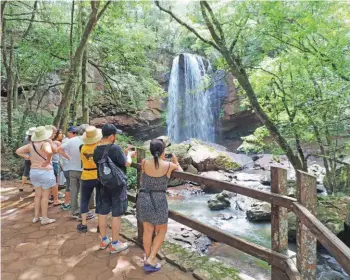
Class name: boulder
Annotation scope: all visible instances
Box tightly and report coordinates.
[185,164,198,175]
[200,171,230,193]
[323,158,350,195]
[246,202,271,222]
[208,192,231,210]
[188,144,240,172]
[288,196,350,242]
[166,144,192,170]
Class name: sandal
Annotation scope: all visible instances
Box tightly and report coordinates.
[144,263,161,272]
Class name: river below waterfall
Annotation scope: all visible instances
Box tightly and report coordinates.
[166,191,350,280]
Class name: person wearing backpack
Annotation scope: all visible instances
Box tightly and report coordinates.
[77,126,102,233]
[93,124,136,253]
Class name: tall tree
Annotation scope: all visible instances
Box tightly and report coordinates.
[53,0,111,129]
[155,1,307,171]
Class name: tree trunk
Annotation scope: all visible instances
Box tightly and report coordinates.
[53,1,101,127]
[81,48,89,123]
[13,73,18,109]
[6,33,15,140]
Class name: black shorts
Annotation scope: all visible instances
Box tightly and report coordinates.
[23,160,31,178]
[99,185,128,217]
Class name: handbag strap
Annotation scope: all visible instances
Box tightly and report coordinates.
[32,142,47,161]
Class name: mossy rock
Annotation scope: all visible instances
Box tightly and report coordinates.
[166,144,192,169]
[288,196,350,241]
[215,153,240,171]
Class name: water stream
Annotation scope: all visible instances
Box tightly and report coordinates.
[168,194,350,280]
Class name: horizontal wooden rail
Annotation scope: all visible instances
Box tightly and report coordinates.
[129,161,350,278]
[172,171,297,211]
[293,202,350,275]
[127,193,300,278]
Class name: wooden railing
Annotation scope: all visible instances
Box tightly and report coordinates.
[129,150,350,280]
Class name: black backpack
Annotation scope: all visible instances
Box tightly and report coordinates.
[98,144,126,190]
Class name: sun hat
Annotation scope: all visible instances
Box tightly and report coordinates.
[31,126,53,142]
[26,127,36,136]
[102,124,123,137]
[82,126,102,144]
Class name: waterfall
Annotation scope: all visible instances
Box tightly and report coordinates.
[166,53,217,143]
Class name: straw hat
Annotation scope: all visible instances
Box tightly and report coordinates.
[82,126,102,144]
[31,126,53,142]
[26,127,36,136]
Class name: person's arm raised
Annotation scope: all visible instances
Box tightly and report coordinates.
[16,144,30,160]
[170,154,183,172]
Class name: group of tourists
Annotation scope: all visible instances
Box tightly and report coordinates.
[16,123,183,272]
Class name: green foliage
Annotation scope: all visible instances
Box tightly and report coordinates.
[238,127,269,154]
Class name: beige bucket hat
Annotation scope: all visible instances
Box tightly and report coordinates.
[82,126,102,144]
[26,127,36,136]
[31,126,53,142]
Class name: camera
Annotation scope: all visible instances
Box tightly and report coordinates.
[165,153,173,159]
[130,147,136,151]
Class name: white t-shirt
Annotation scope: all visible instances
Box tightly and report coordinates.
[61,136,83,171]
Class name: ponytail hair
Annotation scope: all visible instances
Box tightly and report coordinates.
[150,139,165,169]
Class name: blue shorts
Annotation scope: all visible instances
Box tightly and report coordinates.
[30,169,56,190]
[99,183,128,217]
[52,162,59,177]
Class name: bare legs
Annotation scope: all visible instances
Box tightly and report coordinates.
[41,189,51,218]
[98,215,121,241]
[34,187,42,218]
[143,222,167,265]
[111,217,121,241]
[20,176,27,191]
[33,187,53,219]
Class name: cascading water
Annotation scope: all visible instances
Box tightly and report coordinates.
[166,53,218,143]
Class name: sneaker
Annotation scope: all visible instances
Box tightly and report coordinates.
[41,217,56,225]
[100,236,111,250]
[32,217,42,223]
[48,199,54,204]
[61,204,71,211]
[86,212,95,220]
[108,241,129,254]
[144,263,161,272]
[77,223,88,233]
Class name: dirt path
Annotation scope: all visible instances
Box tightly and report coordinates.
[1,180,195,280]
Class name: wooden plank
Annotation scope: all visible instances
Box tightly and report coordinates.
[285,259,302,280]
[136,148,146,244]
[168,209,288,270]
[293,202,350,275]
[296,170,317,280]
[172,171,297,210]
[271,167,289,280]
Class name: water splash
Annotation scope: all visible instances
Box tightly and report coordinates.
[167,53,217,143]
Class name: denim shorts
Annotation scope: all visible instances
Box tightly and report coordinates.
[30,169,56,190]
[23,160,31,177]
[99,184,128,217]
[52,162,59,177]
[63,171,70,192]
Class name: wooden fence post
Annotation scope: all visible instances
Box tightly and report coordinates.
[271,167,289,280]
[136,148,146,244]
[296,170,317,280]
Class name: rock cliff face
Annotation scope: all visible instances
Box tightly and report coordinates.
[90,95,166,141]
[90,57,261,145]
